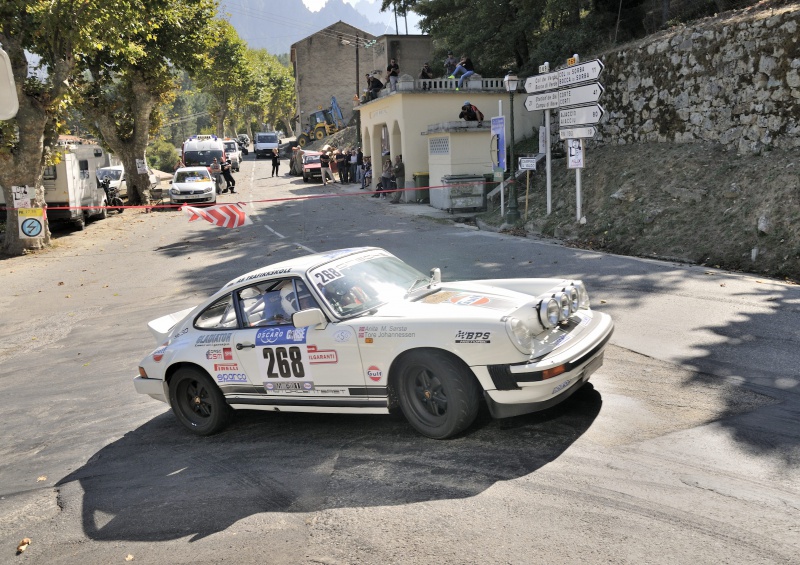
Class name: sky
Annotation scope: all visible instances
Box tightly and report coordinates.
[303,0,422,33]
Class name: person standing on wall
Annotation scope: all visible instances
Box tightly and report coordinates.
[387,59,400,92]
[448,54,474,90]
[270,148,280,177]
[319,150,335,186]
[390,154,405,204]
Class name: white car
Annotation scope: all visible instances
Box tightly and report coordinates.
[96,165,158,197]
[134,247,613,439]
[168,166,217,205]
[223,138,241,171]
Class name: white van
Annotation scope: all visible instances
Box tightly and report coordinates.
[182,135,227,191]
[254,132,279,159]
[44,144,109,230]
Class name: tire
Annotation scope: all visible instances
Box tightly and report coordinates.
[96,200,108,220]
[314,128,325,141]
[111,197,124,214]
[73,213,86,231]
[395,350,481,439]
[169,367,231,435]
[297,134,310,148]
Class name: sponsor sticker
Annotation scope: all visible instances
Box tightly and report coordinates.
[214,363,238,372]
[195,332,233,347]
[454,330,491,344]
[552,379,571,395]
[234,267,292,284]
[217,373,248,383]
[206,347,233,361]
[450,294,491,306]
[367,365,383,382]
[333,329,352,342]
[552,333,574,347]
[152,344,168,362]
[307,345,338,364]
[255,326,307,345]
[263,380,316,394]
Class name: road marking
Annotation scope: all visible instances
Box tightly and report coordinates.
[295,243,316,254]
[264,224,286,239]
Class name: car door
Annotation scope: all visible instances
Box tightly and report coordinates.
[229,277,374,408]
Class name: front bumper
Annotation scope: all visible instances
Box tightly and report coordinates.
[133,376,169,403]
[479,311,613,419]
[170,193,215,204]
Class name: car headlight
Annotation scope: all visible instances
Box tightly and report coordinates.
[566,285,580,313]
[557,292,571,320]
[506,316,535,354]
[170,187,180,195]
[538,297,560,329]
[204,186,213,193]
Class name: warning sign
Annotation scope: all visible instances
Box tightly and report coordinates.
[18,208,44,239]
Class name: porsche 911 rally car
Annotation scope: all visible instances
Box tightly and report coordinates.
[134,247,613,439]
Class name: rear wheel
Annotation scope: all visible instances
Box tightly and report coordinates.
[297,134,311,148]
[169,367,231,435]
[111,197,124,214]
[314,128,325,141]
[72,213,86,231]
[396,350,481,439]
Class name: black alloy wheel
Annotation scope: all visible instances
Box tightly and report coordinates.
[168,367,231,435]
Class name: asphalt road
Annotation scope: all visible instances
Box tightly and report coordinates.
[0,151,798,564]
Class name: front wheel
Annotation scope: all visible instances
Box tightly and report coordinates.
[297,134,310,148]
[169,367,231,435]
[396,350,481,439]
[111,197,124,214]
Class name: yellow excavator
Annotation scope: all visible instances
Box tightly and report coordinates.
[297,97,346,148]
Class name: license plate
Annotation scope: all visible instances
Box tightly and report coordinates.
[582,353,604,379]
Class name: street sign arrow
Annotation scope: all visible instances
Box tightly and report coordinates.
[525,92,559,111]
[559,104,605,127]
[558,59,604,88]
[559,126,597,140]
[558,82,605,108]
[525,71,559,93]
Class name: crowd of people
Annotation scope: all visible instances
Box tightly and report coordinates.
[361,51,478,98]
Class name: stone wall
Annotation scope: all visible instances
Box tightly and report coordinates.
[594,3,800,154]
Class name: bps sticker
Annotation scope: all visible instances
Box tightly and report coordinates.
[455,330,491,344]
[367,365,383,382]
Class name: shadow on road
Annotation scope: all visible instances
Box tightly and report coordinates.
[56,384,601,542]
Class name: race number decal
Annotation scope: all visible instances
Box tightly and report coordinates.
[262,346,306,379]
[313,267,343,286]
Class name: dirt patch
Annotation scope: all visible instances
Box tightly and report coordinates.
[480,142,800,282]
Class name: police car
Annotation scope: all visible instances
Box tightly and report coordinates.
[134,247,613,439]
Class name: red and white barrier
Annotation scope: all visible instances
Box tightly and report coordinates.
[182,202,252,228]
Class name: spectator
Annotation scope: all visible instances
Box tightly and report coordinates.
[270,148,280,177]
[459,101,484,123]
[174,158,184,172]
[319,151,335,185]
[362,155,372,190]
[387,58,400,91]
[210,157,222,194]
[419,62,434,90]
[335,149,348,183]
[375,158,393,199]
[349,149,358,185]
[356,147,364,185]
[443,51,458,77]
[367,74,383,100]
[390,154,405,204]
[221,159,236,193]
[449,54,475,90]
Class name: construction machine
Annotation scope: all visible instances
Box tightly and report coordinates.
[297,97,346,148]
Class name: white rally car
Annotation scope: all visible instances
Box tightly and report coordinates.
[135,247,613,439]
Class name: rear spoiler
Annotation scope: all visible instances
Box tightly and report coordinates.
[147,307,194,343]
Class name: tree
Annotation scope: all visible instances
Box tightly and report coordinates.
[245,49,295,136]
[76,0,218,206]
[0,1,115,254]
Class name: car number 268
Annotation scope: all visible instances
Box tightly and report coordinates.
[262,346,306,378]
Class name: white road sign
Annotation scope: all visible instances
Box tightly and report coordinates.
[518,157,538,171]
[525,92,559,111]
[525,72,559,94]
[559,127,597,140]
[559,104,605,127]
[558,82,605,108]
[558,59,604,88]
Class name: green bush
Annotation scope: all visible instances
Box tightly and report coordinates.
[147,138,181,172]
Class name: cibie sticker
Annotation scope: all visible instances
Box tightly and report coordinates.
[367,365,383,382]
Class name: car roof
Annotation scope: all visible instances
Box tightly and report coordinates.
[98,165,124,171]
[174,166,210,174]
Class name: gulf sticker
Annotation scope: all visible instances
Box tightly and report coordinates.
[450,294,491,306]
[152,344,168,362]
[367,365,383,382]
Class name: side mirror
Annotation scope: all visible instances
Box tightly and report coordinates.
[292,308,327,329]
[430,267,441,285]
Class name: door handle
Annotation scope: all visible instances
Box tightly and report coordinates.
[236,342,255,350]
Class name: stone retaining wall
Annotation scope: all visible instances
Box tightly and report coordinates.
[593,3,800,154]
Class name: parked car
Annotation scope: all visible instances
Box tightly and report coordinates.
[168,167,217,206]
[134,247,614,439]
[254,131,279,159]
[302,150,322,182]
[96,165,127,198]
[222,138,242,171]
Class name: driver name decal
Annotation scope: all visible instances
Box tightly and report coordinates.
[358,325,415,340]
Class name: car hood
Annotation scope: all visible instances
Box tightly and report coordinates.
[172,181,214,192]
[376,283,532,320]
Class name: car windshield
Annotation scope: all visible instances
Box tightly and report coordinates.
[97,169,122,181]
[308,251,426,318]
[303,154,320,164]
[175,170,210,182]
[183,150,223,167]
[224,142,237,152]
[257,134,278,143]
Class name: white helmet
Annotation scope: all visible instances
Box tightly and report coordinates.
[280,283,299,315]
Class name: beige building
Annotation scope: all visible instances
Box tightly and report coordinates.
[359,76,541,204]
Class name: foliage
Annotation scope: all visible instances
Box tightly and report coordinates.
[244,49,295,135]
[147,137,180,172]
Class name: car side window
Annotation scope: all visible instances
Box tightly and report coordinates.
[238,279,320,327]
[195,294,238,330]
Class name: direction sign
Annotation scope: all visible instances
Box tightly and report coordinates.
[559,104,605,127]
[518,157,538,171]
[525,92,559,112]
[559,126,597,140]
[524,71,558,94]
[557,59,604,88]
[558,82,604,108]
